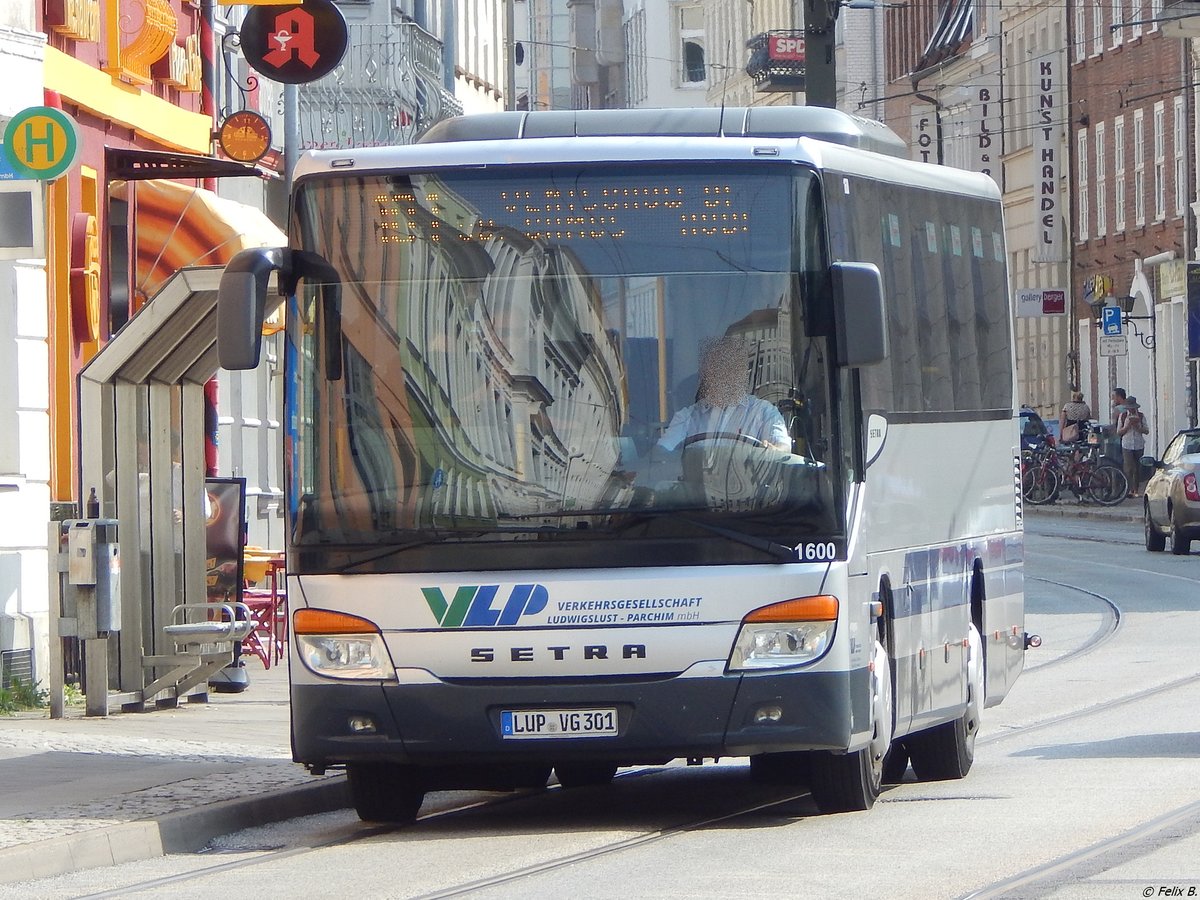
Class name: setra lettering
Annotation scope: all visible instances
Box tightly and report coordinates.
[470,644,648,663]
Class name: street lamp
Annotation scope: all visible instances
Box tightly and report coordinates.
[1115,295,1157,349]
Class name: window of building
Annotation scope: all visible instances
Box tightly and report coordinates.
[1154,101,1166,221]
[1111,0,1122,46]
[676,4,707,87]
[1078,128,1089,241]
[1174,96,1186,216]
[625,8,647,105]
[1114,116,1126,232]
[1074,1,1087,62]
[1134,109,1145,226]
[683,41,706,81]
[1150,0,1162,31]
[1131,0,1143,38]
[1011,33,1027,146]
[1095,121,1106,237]
[1092,0,1104,54]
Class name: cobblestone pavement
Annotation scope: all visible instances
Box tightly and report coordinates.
[0,727,312,850]
[0,659,345,879]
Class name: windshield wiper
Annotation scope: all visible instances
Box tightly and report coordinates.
[495,506,687,520]
[499,507,798,561]
[667,514,799,562]
[583,511,796,561]
[327,526,549,574]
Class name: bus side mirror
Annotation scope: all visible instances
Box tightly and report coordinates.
[831,261,888,368]
[218,247,286,370]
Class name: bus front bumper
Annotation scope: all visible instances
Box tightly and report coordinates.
[291,668,867,768]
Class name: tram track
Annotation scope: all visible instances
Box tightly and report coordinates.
[960,794,1200,899]
[1023,574,1122,672]
[73,772,812,900]
[410,784,813,899]
[71,668,1200,900]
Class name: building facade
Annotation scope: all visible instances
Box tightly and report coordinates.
[0,11,49,689]
[1069,0,1192,451]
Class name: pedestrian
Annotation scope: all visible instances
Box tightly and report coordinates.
[1117,395,1150,497]
[1058,390,1091,445]
[1110,387,1127,425]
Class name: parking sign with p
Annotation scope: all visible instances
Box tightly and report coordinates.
[1101,305,1123,336]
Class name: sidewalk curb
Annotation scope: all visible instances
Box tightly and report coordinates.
[1025,504,1141,523]
[0,775,349,886]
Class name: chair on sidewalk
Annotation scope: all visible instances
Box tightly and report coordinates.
[242,552,286,668]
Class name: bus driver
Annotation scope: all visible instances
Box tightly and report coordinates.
[657,336,791,453]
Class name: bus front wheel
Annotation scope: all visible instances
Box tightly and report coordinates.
[347,762,425,823]
[808,639,892,813]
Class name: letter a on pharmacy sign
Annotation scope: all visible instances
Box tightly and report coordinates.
[3,107,79,181]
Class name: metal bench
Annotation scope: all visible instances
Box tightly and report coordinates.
[139,602,255,708]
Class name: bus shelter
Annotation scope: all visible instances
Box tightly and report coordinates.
[73,266,274,711]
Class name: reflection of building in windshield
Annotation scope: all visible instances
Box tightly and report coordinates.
[336,228,628,528]
[299,168,798,535]
[726,303,791,408]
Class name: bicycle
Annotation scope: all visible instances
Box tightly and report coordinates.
[1020,445,1061,505]
[1053,443,1128,505]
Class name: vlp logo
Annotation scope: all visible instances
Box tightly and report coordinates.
[422,584,549,628]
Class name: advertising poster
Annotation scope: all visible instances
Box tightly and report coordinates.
[205,477,246,605]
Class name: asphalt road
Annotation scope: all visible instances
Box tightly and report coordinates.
[8,514,1200,900]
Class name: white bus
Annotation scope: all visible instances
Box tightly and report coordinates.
[217,106,1028,822]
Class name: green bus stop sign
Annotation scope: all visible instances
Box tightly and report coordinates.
[3,106,79,181]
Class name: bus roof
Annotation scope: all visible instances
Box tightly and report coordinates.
[292,109,999,204]
[418,107,908,158]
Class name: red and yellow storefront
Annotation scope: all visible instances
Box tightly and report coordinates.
[41,0,227,508]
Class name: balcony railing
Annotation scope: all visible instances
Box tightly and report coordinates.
[297,20,462,150]
[745,31,807,92]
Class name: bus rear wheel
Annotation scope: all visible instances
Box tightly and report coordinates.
[347,762,425,823]
[907,626,982,781]
[554,763,618,789]
[906,714,974,781]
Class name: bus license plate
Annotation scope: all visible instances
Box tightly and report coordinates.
[501,708,618,739]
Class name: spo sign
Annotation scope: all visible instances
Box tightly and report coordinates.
[3,106,79,181]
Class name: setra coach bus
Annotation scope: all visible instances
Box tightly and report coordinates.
[216,106,1030,821]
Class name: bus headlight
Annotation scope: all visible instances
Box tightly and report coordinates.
[294,608,396,681]
[727,596,838,671]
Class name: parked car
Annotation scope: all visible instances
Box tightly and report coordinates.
[1143,428,1200,555]
[1020,407,1050,451]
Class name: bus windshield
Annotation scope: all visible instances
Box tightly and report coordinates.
[287,163,843,570]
